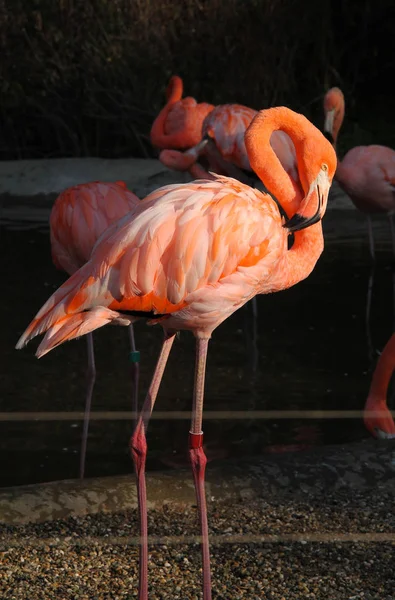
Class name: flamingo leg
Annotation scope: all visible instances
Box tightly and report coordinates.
[367,215,375,261]
[189,337,212,600]
[79,332,96,479]
[128,324,140,423]
[130,332,176,600]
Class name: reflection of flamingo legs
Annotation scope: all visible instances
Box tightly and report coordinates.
[79,323,140,479]
[367,215,375,262]
[243,297,259,373]
[79,333,96,480]
[365,264,380,364]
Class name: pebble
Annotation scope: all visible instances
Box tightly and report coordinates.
[1,487,395,598]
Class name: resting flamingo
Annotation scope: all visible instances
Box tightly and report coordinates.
[152,75,298,187]
[50,180,140,478]
[16,106,336,600]
[323,87,395,260]
[364,332,395,439]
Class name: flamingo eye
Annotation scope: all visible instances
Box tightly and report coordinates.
[321,163,328,172]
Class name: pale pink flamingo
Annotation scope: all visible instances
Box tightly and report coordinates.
[364,332,395,439]
[323,87,395,260]
[50,180,140,478]
[16,106,336,600]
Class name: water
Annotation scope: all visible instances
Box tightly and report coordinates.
[1,206,395,487]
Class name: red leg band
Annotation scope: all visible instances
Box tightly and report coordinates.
[189,431,204,449]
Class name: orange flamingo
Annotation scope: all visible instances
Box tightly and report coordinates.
[50,180,140,478]
[323,87,395,260]
[16,106,336,600]
[364,332,395,438]
[152,75,298,187]
[150,75,214,151]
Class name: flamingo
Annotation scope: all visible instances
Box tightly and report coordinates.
[50,180,140,478]
[152,75,298,186]
[323,87,395,260]
[150,75,214,152]
[364,332,395,439]
[16,106,337,600]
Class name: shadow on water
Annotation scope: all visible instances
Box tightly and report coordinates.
[1,206,395,487]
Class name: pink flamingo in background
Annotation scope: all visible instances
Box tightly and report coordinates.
[323,87,395,260]
[364,332,395,439]
[17,106,336,600]
[50,180,140,478]
[152,75,298,187]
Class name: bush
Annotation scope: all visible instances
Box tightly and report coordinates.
[0,0,393,160]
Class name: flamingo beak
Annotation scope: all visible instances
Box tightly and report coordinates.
[284,170,331,233]
[324,109,336,144]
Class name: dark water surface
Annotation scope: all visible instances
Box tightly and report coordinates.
[1,207,395,487]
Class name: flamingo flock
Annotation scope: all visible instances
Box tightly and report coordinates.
[15,75,395,599]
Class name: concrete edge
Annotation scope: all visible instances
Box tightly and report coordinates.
[0,156,352,210]
[1,439,395,525]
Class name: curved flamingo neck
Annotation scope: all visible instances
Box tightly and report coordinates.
[166,75,183,103]
[245,107,314,216]
[273,222,324,292]
[368,334,395,400]
[150,76,185,148]
[245,107,331,291]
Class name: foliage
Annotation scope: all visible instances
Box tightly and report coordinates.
[0,0,393,160]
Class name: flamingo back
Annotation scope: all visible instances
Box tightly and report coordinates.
[50,181,139,275]
[203,104,297,179]
[338,145,395,213]
[203,104,257,171]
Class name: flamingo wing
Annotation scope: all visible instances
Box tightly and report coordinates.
[17,177,282,353]
[50,182,139,274]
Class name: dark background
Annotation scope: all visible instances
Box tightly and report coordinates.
[1,0,394,160]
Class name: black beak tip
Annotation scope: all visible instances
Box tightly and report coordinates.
[283,213,306,233]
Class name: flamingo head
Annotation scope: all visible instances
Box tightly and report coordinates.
[159,149,197,172]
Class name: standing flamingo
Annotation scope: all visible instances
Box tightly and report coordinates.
[50,180,140,478]
[16,106,336,600]
[364,332,395,438]
[152,75,298,187]
[323,87,395,260]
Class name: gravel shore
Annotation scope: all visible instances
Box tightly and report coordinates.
[2,478,395,599]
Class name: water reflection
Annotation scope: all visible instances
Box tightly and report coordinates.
[2,209,395,486]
